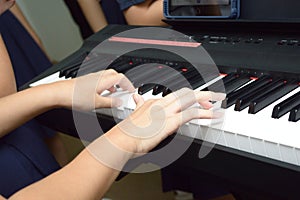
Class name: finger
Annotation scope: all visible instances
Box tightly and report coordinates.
[133,94,144,109]
[97,73,135,93]
[107,85,116,93]
[158,87,193,108]
[195,91,226,102]
[175,108,215,125]
[117,73,135,92]
[103,69,118,74]
[163,88,199,113]
[198,101,213,109]
[95,95,122,108]
[162,90,225,114]
[194,91,226,109]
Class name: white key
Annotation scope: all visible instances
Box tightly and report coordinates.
[94,79,300,167]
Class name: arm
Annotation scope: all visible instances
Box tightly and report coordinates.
[77,0,108,33]
[0,0,15,15]
[8,88,225,200]
[0,32,134,138]
[1,28,225,199]
[0,35,52,136]
[123,0,167,26]
[0,35,16,97]
[0,47,225,199]
[0,69,135,138]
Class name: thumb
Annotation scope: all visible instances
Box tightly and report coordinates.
[95,95,123,108]
[133,94,144,109]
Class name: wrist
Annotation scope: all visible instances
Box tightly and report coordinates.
[105,126,137,154]
[33,80,72,109]
[88,133,134,171]
[46,80,74,108]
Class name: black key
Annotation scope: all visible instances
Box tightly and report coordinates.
[235,78,284,111]
[162,75,182,97]
[222,73,237,85]
[289,104,300,122]
[161,71,213,97]
[152,85,165,95]
[67,56,113,78]
[138,84,156,95]
[61,65,80,78]
[149,66,185,87]
[151,71,187,95]
[189,75,207,90]
[64,66,80,78]
[77,56,116,75]
[127,64,165,87]
[209,73,248,94]
[110,60,131,72]
[221,75,271,108]
[165,69,199,91]
[198,73,230,91]
[162,77,190,97]
[249,82,299,114]
[190,73,218,91]
[59,51,89,77]
[162,88,172,97]
[69,70,78,78]
[224,75,251,94]
[272,90,300,118]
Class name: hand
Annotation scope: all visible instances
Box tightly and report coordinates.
[52,69,135,110]
[0,0,15,15]
[106,88,226,155]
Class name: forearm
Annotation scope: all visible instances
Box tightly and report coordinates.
[9,131,130,200]
[0,83,61,138]
[78,0,108,33]
[124,0,167,26]
[0,35,17,97]
[3,81,224,199]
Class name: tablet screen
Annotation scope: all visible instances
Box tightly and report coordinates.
[169,0,235,17]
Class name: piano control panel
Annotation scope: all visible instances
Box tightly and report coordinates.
[188,34,300,47]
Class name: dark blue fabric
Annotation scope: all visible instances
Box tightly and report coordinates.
[64,0,126,39]
[116,0,146,11]
[101,0,127,25]
[0,11,51,87]
[0,10,60,198]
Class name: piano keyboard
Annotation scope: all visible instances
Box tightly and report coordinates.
[29,57,300,168]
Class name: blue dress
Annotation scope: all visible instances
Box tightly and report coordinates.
[64,0,127,39]
[116,0,145,11]
[0,10,60,198]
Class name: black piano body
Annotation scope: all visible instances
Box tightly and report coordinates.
[21,1,300,199]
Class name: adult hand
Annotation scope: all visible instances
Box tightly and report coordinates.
[52,69,135,111]
[106,88,226,155]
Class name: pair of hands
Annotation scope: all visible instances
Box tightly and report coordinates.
[54,69,225,155]
[0,0,15,15]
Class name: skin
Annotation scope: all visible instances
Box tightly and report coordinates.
[78,0,167,34]
[0,0,15,15]
[0,3,225,199]
[77,0,108,33]
[123,0,167,26]
[0,34,225,199]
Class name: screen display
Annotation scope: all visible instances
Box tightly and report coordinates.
[168,0,236,18]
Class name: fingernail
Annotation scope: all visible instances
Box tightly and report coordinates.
[133,93,141,102]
